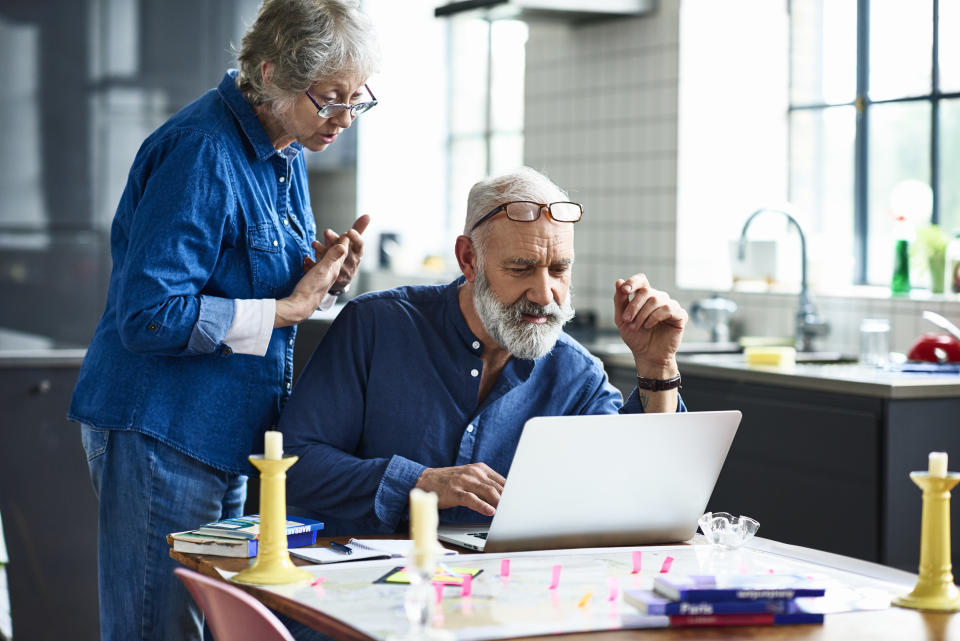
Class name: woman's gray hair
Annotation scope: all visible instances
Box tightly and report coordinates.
[464,167,569,251]
[236,0,381,109]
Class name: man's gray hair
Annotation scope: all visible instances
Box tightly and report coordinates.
[236,0,381,109]
[464,167,569,250]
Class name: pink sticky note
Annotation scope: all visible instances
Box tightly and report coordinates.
[768,568,775,574]
[310,576,325,586]
[548,564,562,590]
[500,558,511,577]
[460,574,473,597]
[607,577,619,602]
[631,550,642,574]
[433,581,444,604]
[659,556,674,573]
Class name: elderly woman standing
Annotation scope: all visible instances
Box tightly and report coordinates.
[67,1,380,639]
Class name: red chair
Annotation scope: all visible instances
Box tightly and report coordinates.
[174,567,296,641]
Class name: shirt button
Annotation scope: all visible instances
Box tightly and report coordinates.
[472,341,480,349]
[466,424,475,433]
[148,323,158,331]
[283,219,289,226]
[223,347,232,355]
[279,176,286,183]
[470,369,479,377]
[272,240,278,247]
[289,339,294,346]
[286,382,292,390]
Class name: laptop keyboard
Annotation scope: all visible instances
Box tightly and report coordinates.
[468,532,488,540]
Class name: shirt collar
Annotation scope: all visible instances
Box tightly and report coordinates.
[444,276,536,381]
[218,69,303,162]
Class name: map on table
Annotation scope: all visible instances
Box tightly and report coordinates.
[219,541,915,641]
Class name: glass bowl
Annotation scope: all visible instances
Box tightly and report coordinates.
[698,512,760,549]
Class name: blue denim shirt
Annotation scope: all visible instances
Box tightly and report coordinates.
[279,278,686,535]
[69,70,317,474]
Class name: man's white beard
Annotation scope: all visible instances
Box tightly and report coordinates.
[472,267,575,360]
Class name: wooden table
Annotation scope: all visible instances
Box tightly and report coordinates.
[171,536,960,641]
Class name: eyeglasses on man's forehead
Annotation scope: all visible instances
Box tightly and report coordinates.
[304,84,378,118]
[470,200,583,232]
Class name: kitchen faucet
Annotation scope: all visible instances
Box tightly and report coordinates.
[737,207,829,352]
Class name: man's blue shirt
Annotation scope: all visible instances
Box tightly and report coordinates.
[69,70,317,474]
[280,278,686,535]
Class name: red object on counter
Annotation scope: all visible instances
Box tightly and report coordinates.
[907,333,960,362]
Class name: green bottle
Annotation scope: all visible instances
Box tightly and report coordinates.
[891,216,911,295]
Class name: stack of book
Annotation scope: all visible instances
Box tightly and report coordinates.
[624,573,826,627]
[169,514,324,558]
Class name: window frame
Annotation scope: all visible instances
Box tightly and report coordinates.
[789,0,960,284]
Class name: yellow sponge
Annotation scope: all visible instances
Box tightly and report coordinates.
[744,346,796,368]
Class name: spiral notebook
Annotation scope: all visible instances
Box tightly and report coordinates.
[289,538,457,564]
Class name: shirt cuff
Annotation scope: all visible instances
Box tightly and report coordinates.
[315,292,337,312]
[224,299,275,356]
[374,455,427,529]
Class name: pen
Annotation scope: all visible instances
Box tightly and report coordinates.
[329,541,353,555]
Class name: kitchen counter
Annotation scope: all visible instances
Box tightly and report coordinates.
[602,351,960,399]
[596,348,960,573]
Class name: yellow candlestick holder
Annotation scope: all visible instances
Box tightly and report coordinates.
[892,471,960,611]
[231,455,312,586]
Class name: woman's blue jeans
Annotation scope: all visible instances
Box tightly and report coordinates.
[81,425,246,641]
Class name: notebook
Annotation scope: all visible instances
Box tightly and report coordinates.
[437,410,742,553]
[289,538,457,564]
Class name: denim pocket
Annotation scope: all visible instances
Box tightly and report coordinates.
[81,424,110,462]
[248,222,289,291]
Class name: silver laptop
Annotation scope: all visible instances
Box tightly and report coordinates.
[438,410,741,553]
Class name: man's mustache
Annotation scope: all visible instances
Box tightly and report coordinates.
[508,298,563,322]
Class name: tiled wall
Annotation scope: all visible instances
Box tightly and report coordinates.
[524,5,680,330]
[523,0,960,355]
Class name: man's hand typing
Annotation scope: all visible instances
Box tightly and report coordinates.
[415,463,506,516]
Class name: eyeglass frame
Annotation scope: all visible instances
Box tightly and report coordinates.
[470,200,583,232]
[304,84,378,118]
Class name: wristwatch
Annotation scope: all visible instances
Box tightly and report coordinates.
[636,373,682,391]
[328,283,350,297]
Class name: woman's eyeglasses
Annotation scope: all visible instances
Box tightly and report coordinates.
[305,85,378,118]
[470,201,583,232]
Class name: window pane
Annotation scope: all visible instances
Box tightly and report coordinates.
[449,19,489,136]
[869,0,933,100]
[489,133,523,175]
[940,0,960,92]
[448,137,488,230]
[866,101,932,285]
[790,0,857,105]
[941,99,960,237]
[789,106,857,282]
[489,20,527,131]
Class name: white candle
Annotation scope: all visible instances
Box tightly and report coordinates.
[409,488,438,554]
[264,430,283,460]
[929,451,948,477]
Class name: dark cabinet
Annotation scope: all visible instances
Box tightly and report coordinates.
[0,360,99,641]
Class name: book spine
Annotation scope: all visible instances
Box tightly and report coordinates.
[669,612,823,627]
[676,588,824,601]
[651,600,795,615]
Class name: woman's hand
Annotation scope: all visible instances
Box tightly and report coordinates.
[275,237,348,328]
[302,214,370,294]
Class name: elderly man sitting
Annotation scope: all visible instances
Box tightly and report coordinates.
[280,167,688,535]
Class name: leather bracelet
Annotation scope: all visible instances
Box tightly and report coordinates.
[636,373,682,391]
